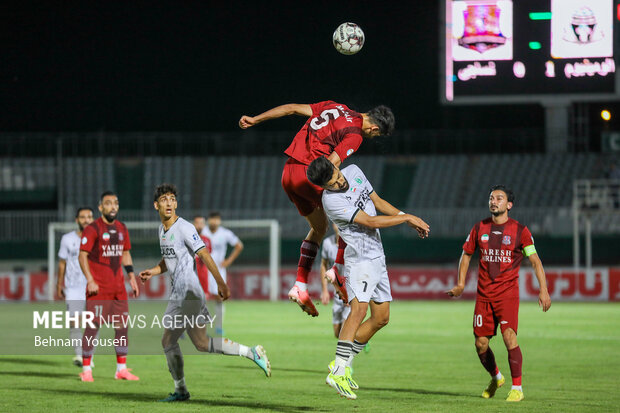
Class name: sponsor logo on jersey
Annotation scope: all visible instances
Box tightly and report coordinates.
[109,229,116,234]
[500,320,508,325]
[481,234,489,242]
[347,149,354,157]
[101,244,123,257]
[481,248,512,263]
[502,235,511,245]
[161,246,176,258]
[355,188,372,210]
[102,232,110,241]
[492,231,502,235]
[82,237,87,245]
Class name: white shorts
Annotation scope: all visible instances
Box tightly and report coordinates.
[164,289,212,331]
[332,295,351,325]
[64,286,86,301]
[345,256,392,304]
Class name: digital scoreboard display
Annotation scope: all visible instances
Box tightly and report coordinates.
[442,0,619,103]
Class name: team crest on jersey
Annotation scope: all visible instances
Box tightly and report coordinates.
[481,234,489,242]
[102,232,110,241]
[502,235,511,245]
[355,177,363,185]
[119,232,124,241]
[170,234,175,241]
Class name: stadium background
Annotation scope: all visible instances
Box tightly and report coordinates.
[0,2,619,412]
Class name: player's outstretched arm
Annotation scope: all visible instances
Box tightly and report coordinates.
[353,210,429,238]
[528,253,551,312]
[79,250,99,297]
[369,192,402,216]
[196,248,231,300]
[447,251,472,297]
[319,258,331,305]
[139,259,167,283]
[238,104,312,129]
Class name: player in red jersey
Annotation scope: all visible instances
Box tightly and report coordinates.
[239,101,394,316]
[193,215,213,296]
[447,185,551,402]
[78,191,140,382]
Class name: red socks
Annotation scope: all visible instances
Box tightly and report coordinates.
[296,240,319,283]
[477,348,498,377]
[335,237,346,266]
[508,346,523,386]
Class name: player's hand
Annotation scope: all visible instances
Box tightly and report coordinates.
[220,260,230,269]
[407,215,430,238]
[320,289,330,306]
[446,284,464,298]
[139,269,154,283]
[218,283,231,301]
[56,284,65,299]
[87,280,99,297]
[539,289,551,312]
[129,275,140,298]
[238,115,256,129]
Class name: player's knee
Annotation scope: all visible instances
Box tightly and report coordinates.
[375,314,389,329]
[475,337,489,352]
[193,339,210,353]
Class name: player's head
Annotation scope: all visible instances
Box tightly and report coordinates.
[489,185,514,216]
[99,191,119,223]
[363,105,395,138]
[207,212,221,232]
[307,157,349,191]
[193,215,206,233]
[75,207,94,231]
[153,183,178,221]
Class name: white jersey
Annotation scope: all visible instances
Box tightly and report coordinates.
[321,234,338,269]
[159,217,207,300]
[322,164,384,264]
[201,226,240,278]
[58,231,87,298]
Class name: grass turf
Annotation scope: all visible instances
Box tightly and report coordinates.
[0,300,619,412]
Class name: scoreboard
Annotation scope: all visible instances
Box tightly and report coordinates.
[441,0,619,103]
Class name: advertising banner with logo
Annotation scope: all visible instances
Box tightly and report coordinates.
[1,267,619,302]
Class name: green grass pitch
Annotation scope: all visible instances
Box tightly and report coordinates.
[1,300,619,412]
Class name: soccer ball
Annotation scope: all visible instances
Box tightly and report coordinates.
[333,22,365,55]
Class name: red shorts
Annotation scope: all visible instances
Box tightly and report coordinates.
[86,283,129,326]
[473,298,519,337]
[281,158,323,216]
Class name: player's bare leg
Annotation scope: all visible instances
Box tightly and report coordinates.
[502,328,524,401]
[160,328,190,401]
[475,336,505,399]
[186,325,271,377]
[288,207,327,317]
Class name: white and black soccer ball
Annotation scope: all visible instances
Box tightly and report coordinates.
[333,22,365,55]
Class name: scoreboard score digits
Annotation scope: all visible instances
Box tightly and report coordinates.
[442,0,618,103]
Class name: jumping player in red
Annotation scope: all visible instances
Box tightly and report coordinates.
[447,185,551,402]
[239,101,394,316]
[78,191,140,382]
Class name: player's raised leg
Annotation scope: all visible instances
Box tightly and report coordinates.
[288,207,326,317]
[186,325,271,377]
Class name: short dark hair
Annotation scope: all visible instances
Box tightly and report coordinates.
[208,212,221,219]
[153,183,178,202]
[307,157,335,187]
[193,215,206,221]
[367,105,395,136]
[100,190,117,203]
[490,185,515,203]
[75,206,94,218]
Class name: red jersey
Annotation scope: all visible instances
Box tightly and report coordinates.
[284,101,364,165]
[195,234,212,292]
[80,217,131,292]
[463,217,534,302]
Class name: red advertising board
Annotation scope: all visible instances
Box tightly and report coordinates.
[1,268,619,302]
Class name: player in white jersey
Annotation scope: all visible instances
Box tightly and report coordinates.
[56,206,94,366]
[320,223,351,338]
[139,183,270,402]
[307,157,430,400]
[200,212,244,298]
